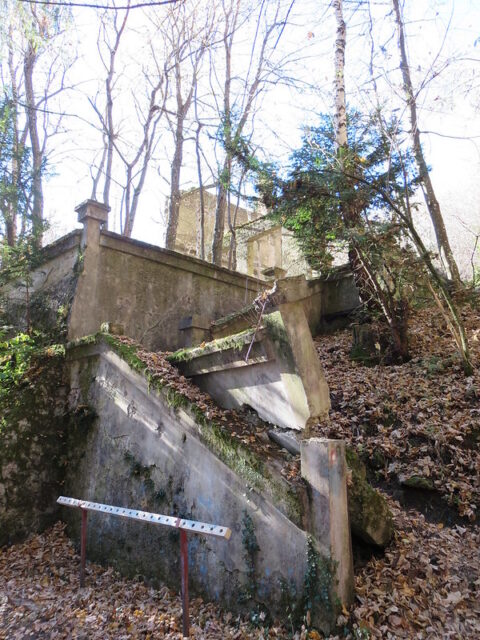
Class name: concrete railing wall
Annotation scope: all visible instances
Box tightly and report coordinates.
[0,200,359,349]
[68,202,265,351]
[63,338,353,630]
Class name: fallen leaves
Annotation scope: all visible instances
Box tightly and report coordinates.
[2,305,479,638]
[313,305,480,521]
[350,498,480,638]
[0,523,285,639]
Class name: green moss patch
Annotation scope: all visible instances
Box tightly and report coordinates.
[168,327,258,363]
[345,447,393,547]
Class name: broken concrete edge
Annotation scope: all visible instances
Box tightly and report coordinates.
[169,326,260,364]
[210,303,257,338]
[300,439,355,609]
[345,447,394,547]
[208,276,315,337]
[65,331,304,527]
[169,308,329,431]
[270,431,394,549]
[169,311,296,371]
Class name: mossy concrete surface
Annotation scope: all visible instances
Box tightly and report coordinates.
[0,352,92,547]
[345,447,393,547]
[170,305,330,432]
[61,336,341,631]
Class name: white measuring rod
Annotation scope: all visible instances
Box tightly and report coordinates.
[57,496,232,540]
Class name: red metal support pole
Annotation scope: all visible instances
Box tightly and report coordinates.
[180,528,189,638]
[80,508,88,588]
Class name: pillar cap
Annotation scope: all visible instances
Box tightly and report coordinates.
[75,199,110,225]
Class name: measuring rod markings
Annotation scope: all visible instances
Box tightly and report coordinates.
[57,496,232,539]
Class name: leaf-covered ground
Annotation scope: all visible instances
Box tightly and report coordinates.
[0,522,288,639]
[313,305,480,521]
[1,304,479,638]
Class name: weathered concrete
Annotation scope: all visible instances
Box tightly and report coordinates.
[67,208,265,350]
[62,338,351,630]
[68,200,110,342]
[170,304,330,431]
[301,438,354,607]
[0,230,81,337]
[209,272,360,342]
[1,203,358,350]
[175,188,255,265]
[268,429,300,455]
[236,218,313,279]
[0,354,69,546]
[179,314,210,348]
[345,447,393,547]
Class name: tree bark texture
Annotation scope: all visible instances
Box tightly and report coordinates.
[24,44,44,245]
[333,0,347,152]
[391,0,462,287]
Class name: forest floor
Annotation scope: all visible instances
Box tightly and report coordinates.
[0,303,479,639]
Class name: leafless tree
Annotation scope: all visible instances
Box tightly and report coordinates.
[162,1,215,250]
[391,0,462,288]
[90,2,169,237]
[0,0,73,245]
[209,0,296,266]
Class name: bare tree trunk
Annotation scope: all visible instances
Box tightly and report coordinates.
[212,3,234,267]
[211,0,279,266]
[165,117,184,249]
[333,0,347,153]
[333,0,409,360]
[6,36,20,247]
[212,158,230,265]
[391,0,462,289]
[24,44,44,245]
[195,121,205,260]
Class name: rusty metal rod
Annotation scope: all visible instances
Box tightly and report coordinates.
[80,508,88,588]
[180,528,189,638]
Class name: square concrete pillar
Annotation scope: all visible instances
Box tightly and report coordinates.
[68,200,110,341]
[75,199,110,248]
[179,315,211,347]
[301,438,354,607]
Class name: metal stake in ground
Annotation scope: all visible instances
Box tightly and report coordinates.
[57,496,231,637]
[80,508,87,588]
[180,528,189,637]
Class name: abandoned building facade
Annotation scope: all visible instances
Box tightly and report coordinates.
[175,188,313,279]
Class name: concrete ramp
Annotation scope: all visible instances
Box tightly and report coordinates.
[170,303,331,431]
[63,334,352,632]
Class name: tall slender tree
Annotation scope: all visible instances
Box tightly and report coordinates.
[163,1,215,250]
[0,0,72,246]
[90,2,168,237]
[210,0,294,266]
[391,0,462,288]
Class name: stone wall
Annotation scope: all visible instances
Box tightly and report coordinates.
[0,353,67,546]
